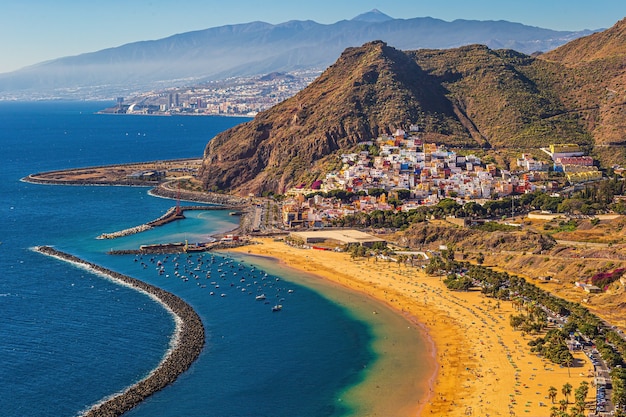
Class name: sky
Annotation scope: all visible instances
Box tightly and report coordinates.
[1,0,624,74]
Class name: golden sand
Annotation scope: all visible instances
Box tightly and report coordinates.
[228,238,595,416]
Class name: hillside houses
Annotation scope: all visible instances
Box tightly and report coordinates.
[321,130,535,202]
[281,131,606,228]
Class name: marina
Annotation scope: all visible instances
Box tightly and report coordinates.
[129,252,296,313]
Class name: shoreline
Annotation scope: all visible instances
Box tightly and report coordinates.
[226,250,435,417]
[34,246,205,417]
[226,238,596,416]
[24,164,597,415]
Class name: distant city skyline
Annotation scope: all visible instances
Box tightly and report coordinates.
[1,0,624,74]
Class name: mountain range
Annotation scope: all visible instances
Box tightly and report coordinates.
[197,18,626,195]
[0,10,598,99]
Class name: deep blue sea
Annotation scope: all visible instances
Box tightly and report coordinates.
[0,102,378,417]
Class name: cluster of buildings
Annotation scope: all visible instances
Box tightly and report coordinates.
[110,70,319,117]
[518,143,602,183]
[280,132,607,228]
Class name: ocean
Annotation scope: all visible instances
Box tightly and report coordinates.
[0,101,388,417]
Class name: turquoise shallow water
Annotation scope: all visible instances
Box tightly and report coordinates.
[0,102,383,417]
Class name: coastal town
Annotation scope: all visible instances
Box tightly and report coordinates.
[101,70,320,117]
[279,127,610,228]
[8,3,626,417]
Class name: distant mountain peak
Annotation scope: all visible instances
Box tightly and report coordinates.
[0,13,607,99]
[351,9,393,23]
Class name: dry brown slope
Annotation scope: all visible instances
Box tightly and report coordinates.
[199,19,626,195]
[538,17,626,150]
[198,41,473,195]
[540,18,626,66]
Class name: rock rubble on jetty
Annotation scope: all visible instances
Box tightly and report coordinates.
[34,246,205,417]
[97,224,153,240]
[150,183,249,206]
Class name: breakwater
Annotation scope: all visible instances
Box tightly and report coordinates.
[149,183,249,206]
[108,240,248,255]
[96,205,231,240]
[22,158,201,186]
[34,246,205,417]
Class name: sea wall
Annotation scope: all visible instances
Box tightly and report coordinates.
[96,205,240,240]
[149,183,248,206]
[34,246,205,417]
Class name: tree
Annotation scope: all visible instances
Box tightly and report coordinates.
[574,381,589,407]
[462,201,486,217]
[396,189,411,200]
[476,252,485,265]
[548,386,558,404]
[562,382,572,404]
[558,398,568,412]
[561,352,573,377]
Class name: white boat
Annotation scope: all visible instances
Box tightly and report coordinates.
[255,294,266,301]
[272,304,282,312]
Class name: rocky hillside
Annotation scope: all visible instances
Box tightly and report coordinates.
[396,221,557,254]
[537,17,626,162]
[199,19,626,195]
[199,41,469,194]
[539,18,626,65]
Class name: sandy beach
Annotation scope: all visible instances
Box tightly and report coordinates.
[228,238,596,417]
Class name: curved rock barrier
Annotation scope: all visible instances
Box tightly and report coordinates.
[97,224,153,240]
[96,205,239,240]
[34,246,205,417]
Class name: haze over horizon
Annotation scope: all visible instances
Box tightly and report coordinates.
[1,0,623,74]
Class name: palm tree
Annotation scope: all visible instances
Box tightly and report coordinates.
[558,398,568,412]
[562,382,573,403]
[569,404,584,417]
[562,354,573,377]
[574,382,588,407]
[548,386,558,404]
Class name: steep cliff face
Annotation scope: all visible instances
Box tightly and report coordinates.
[199,41,471,195]
[199,19,626,195]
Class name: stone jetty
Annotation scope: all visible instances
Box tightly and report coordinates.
[34,246,205,417]
[97,224,153,240]
[149,183,249,206]
[96,205,244,240]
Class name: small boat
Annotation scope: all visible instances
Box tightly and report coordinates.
[272,304,282,312]
[255,294,266,301]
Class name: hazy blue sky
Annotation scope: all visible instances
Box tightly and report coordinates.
[1,0,624,73]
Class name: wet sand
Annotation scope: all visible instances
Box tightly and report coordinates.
[227,239,596,416]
